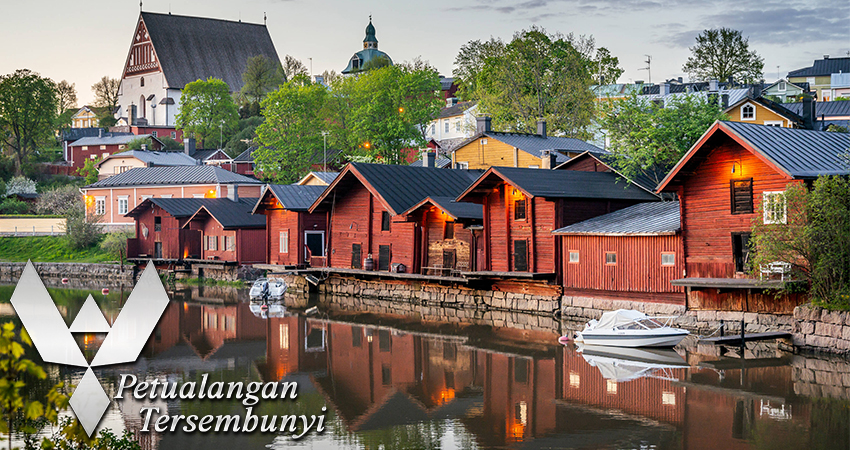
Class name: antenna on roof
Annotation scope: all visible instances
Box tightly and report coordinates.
[637,55,652,84]
[139,0,142,11]
[264,12,267,25]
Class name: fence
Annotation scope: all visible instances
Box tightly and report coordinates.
[0,217,66,236]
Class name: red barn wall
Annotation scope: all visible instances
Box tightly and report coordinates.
[266,209,327,266]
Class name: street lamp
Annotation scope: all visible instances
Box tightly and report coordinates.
[321,131,330,172]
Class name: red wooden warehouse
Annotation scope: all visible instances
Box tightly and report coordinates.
[182,197,266,266]
[455,167,660,277]
[252,184,328,267]
[553,201,685,305]
[125,198,210,262]
[657,120,850,312]
[309,162,480,274]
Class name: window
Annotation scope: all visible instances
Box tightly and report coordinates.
[569,251,579,263]
[378,245,391,271]
[778,81,786,92]
[456,161,469,169]
[152,131,157,137]
[378,329,391,352]
[279,231,289,253]
[100,145,107,150]
[90,155,96,160]
[224,236,234,251]
[192,194,204,198]
[764,121,784,127]
[82,146,88,150]
[763,191,787,224]
[102,153,109,159]
[140,76,145,87]
[429,124,435,135]
[154,216,161,232]
[481,139,488,145]
[741,104,755,120]
[206,235,218,251]
[141,194,152,200]
[513,240,528,271]
[119,145,125,149]
[514,199,527,220]
[117,197,128,215]
[661,252,675,266]
[381,365,392,386]
[445,121,449,133]
[455,121,461,132]
[444,221,454,239]
[94,198,105,215]
[731,179,754,214]
[807,77,815,86]
[351,243,362,269]
[732,232,752,272]
[605,252,617,265]
[381,211,390,231]
[514,359,529,384]
[305,231,325,258]
[442,249,456,269]
[171,131,176,139]
[160,194,172,198]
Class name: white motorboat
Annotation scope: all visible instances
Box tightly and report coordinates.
[268,278,287,299]
[249,278,269,300]
[573,309,689,348]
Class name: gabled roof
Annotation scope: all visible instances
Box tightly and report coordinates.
[125,197,213,218]
[184,198,265,229]
[400,196,484,220]
[782,101,850,118]
[724,96,804,124]
[761,80,808,93]
[788,57,850,78]
[553,201,680,236]
[479,132,603,157]
[139,12,280,90]
[456,167,660,202]
[69,133,161,147]
[657,121,850,191]
[310,163,481,215]
[252,184,327,213]
[233,147,257,162]
[296,171,339,185]
[95,150,199,168]
[83,165,263,188]
[552,150,662,196]
[191,149,231,162]
[409,157,452,169]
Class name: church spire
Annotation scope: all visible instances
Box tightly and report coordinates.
[363,16,377,49]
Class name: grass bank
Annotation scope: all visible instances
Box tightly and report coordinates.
[0,236,115,263]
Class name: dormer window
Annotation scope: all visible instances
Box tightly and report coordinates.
[741,104,755,121]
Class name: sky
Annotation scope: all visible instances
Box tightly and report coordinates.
[1,0,847,105]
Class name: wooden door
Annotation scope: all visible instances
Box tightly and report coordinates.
[514,239,528,272]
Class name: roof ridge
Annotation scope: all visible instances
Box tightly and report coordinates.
[141,11,267,27]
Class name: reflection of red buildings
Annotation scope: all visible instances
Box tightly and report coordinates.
[258,316,327,382]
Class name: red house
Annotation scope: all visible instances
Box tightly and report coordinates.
[67,133,164,169]
[252,184,328,267]
[657,121,850,312]
[231,147,257,176]
[125,197,210,261]
[309,162,480,274]
[182,197,266,265]
[553,201,685,305]
[399,196,483,273]
[455,167,660,277]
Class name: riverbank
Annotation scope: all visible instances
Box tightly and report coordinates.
[0,261,134,285]
[0,236,113,263]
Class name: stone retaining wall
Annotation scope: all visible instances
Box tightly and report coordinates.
[793,305,850,356]
[0,262,134,284]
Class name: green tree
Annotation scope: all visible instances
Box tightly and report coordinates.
[281,55,308,81]
[176,78,239,149]
[126,137,152,150]
[0,69,58,175]
[592,47,624,85]
[241,55,285,104]
[100,228,133,261]
[91,76,120,127]
[599,92,727,185]
[56,80,77,130]
[751,177,850,306]
[254,80,328,183]
[76,158,99,185]
[454,27,606,138]
[682,28,764,83]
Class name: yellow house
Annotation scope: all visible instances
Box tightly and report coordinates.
[71,106,108,128]
[95,149,197,180]
[296,171,339,186]
[724,97,802,128]
[452,118,603,170]
[787,56,850,102]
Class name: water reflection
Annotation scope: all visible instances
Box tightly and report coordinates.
[2,284,850,449]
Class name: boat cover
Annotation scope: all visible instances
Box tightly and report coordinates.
[594,309,647,330]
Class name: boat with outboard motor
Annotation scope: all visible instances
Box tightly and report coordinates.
[249,278,269,300]
[572,309,690,348]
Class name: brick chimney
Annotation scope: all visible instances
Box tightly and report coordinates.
[541,150,556,169]
[476,116,491,134]
[536,119,547,138]
[183,137,196,156]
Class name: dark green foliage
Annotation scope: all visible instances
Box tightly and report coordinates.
[157,136,183,150]
[0,198,31,214]
[76,158,99,185]
[682,28,764,83]
[126,137,153,151]
[0,69,58,175]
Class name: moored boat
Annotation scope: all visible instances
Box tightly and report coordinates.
[249,278,269,300]
[573,309,689,348]
[268,278,287,299]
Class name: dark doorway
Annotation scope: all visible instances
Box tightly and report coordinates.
[514,239,528,272]
[304,232,324,260]
[732,232,752,273]
[154,242,162,259]
[378,245,391,271]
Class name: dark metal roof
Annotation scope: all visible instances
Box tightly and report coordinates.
[465,167,660,201]
[186,198,265,228]
[308,171,339,184]
[720,121,850,177]
[141,12,280,90]
[266,184,327,211]
[553,201,680,235]
[233,147,256,162]
[61,128,118,142]
[314,163,482,215]
[69,133,156,147]
[409,158,452,168]
[97,150,199,168]
[438,101,476,119]
[788,57,850,78]
[191,149,230,161]
[84,165,263,188]
[781,101,850,118]
[424,196,483,220]
[126,197,212,218]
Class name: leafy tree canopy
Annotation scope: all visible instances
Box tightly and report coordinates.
[176,77,239,149]
[682,28,764,84]
[91,76,120,127]
[0,69,58,175]
[241,55,285,104]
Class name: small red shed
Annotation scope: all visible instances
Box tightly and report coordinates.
[252,184,328,267]
[125,197,211,261]
[182,198,266,265]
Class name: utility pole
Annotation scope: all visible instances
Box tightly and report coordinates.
[321,131,329,171]
[637,55,652,84]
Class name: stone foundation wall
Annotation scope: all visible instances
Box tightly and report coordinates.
[191,265,265,281]
[793,305,850,356]
[792,353,850,399]
[0,262,134,284]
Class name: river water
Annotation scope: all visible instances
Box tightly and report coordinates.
[2,282,849,450]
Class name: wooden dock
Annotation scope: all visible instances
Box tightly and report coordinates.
[700,331,791,346]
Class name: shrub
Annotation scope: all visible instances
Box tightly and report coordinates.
[76,158,99,185]
[63,207,103,250]
[0,198,31,214]
[158,136,183,150]
[36,185,80,215]
[100,228,134,260]
[5,175,36,196]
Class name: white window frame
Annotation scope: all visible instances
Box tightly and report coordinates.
[778,81,786,92]
[661,252,675,266]
[206,235,218,251]
[94,197,106,215]
[569,251,579,263]
[455,161,469,170]
[152,131,158,137]
[763,191,787,224]
[192,194,204,198]
[117,196,129,215]
[444,121,449,133]
[82,146,88,150]
[100,145,107,150]
[160,194,172,199]
[224,235,234,251]
[304,230,325,259]
[740,103,755,121]
[279,231,289,253]
[141,194,152,200]
[763,120,784,127]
